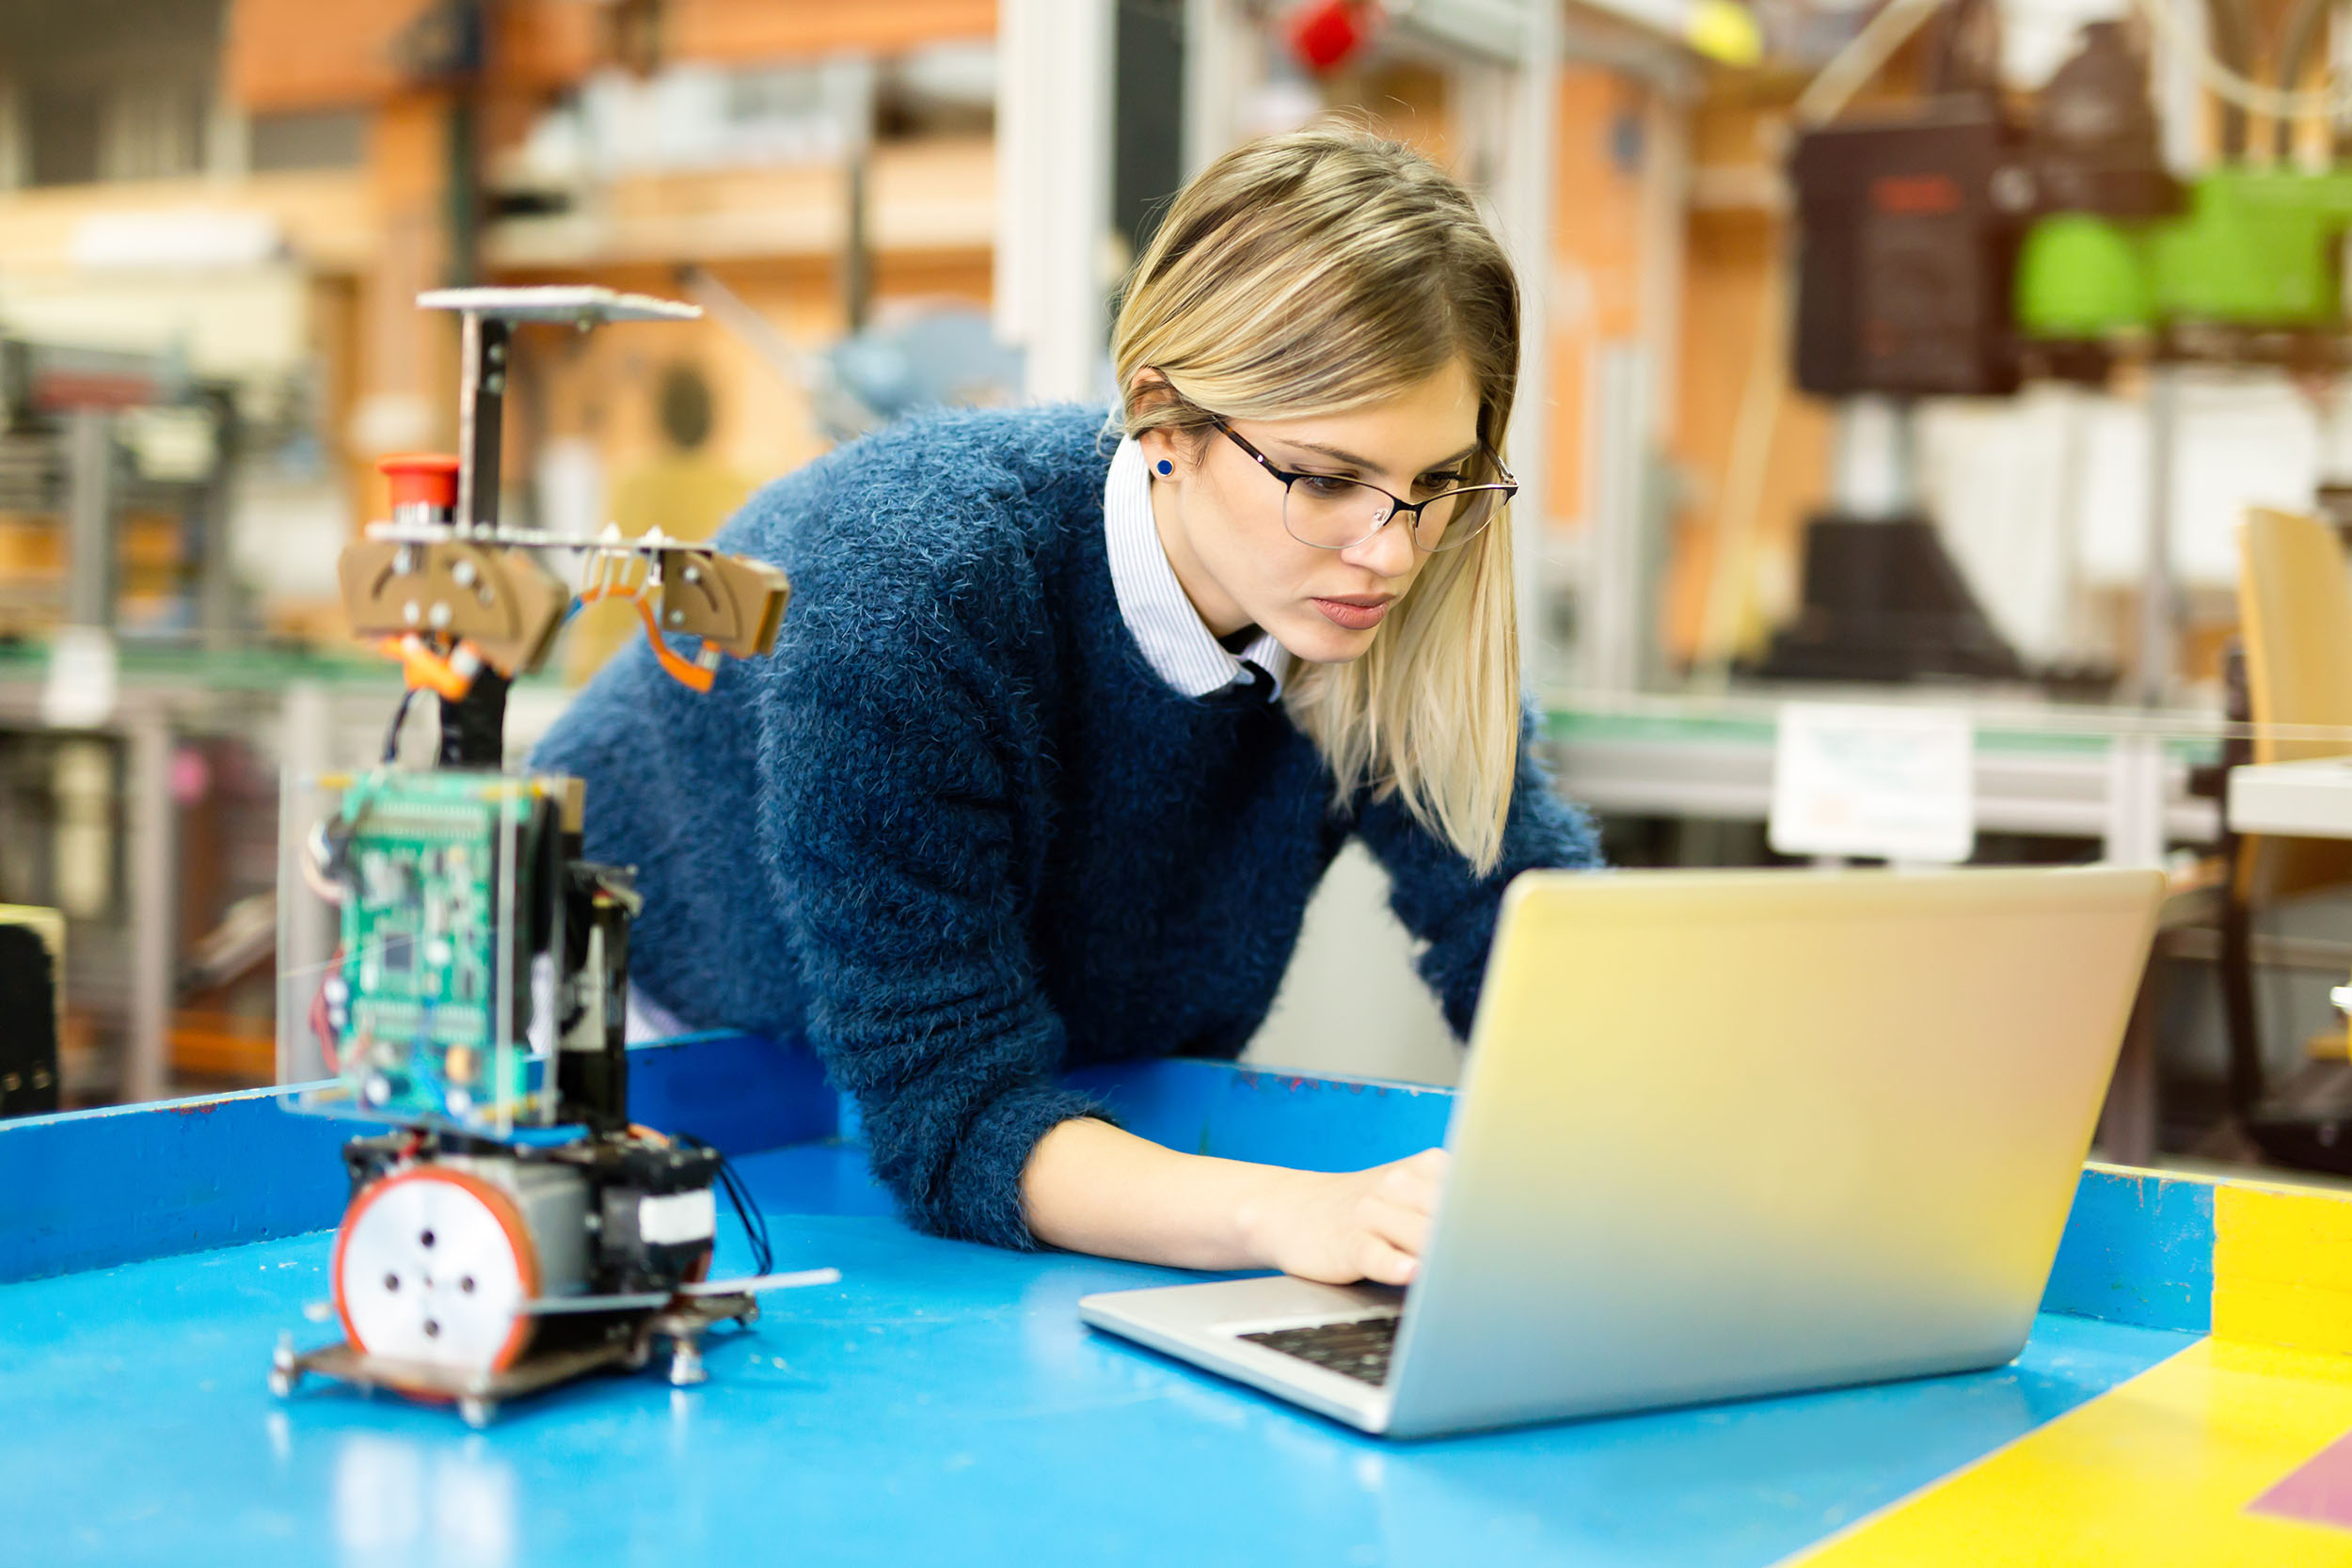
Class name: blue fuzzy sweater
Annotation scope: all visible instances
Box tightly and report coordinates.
[533,404,1601,1249]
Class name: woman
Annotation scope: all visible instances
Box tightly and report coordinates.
[534,123,1601,1288]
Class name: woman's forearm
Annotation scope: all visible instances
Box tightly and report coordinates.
[1019,1117,1447,1285]
[1019,1117,1295,1270]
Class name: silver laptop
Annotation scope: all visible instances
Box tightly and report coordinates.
[1080,865,2163,1438]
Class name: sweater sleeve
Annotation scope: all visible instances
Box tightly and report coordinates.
[754,562,1106,1251]
[1352,703,1603,1037]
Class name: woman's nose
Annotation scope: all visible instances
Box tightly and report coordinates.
[1341,511,1420,578]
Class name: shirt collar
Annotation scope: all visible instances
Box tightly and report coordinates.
[1103,436,1290,701]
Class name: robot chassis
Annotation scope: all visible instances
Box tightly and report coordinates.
[267,287,815,1429]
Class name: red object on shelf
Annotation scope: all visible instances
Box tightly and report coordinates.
[1287,0,1379,73]
[377,453,460,513]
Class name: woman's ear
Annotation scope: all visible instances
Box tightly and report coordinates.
[1125,367,1192,477]
[1136,426,1185,478]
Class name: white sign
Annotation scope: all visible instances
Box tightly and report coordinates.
[71,208,281,272]
[1769,703,1976,863]
[41,626,119,730]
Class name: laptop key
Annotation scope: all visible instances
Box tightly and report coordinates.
[1239,1314,1401,1386]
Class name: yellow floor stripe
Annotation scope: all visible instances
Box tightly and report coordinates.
[2217,1185,2352,1357]
[1786,1340,2352,1566]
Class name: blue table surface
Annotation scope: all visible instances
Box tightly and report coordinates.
[5,1140,2190,1568]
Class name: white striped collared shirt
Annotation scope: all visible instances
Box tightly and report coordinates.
[1102,436,1290,700]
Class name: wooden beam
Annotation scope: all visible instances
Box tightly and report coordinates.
[225,0,438,115]
[663,0,996,62]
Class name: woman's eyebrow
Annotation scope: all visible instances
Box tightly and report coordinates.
[1283,439,1481,477]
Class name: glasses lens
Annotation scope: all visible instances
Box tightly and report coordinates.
[1419,485,1505,552]
[1283,476,1392,548]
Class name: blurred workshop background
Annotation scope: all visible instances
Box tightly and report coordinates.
[12,0,2352,1183]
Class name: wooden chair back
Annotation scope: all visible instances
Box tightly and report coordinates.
[2235,506,2352,900]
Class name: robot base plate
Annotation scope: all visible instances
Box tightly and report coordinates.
[270,1290,757,1428]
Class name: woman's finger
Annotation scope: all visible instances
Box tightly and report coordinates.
[1377,1152,1447,1213]
[1360,1192,1433,1259]
[1357,1234,1418,1286]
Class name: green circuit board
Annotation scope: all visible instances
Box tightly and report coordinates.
[325,769,551,1129]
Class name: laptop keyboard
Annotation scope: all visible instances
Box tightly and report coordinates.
[1238,1314,1400,1386]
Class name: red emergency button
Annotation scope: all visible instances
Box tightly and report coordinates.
[378,453,460,513]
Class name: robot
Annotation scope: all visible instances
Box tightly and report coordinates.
[268,287,818,1429]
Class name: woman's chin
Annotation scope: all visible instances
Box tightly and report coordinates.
[1272,613,1378,667]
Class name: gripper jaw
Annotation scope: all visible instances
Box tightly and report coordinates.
[339,540,571,678]
[656,551,791,660]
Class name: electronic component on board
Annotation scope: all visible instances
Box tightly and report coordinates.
[307,769,557,1131]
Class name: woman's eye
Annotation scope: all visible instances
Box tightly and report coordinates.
[1298,475,1358,499]
[1419,471,1467,493]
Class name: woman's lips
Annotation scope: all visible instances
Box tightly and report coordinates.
[1311,596,1392,631]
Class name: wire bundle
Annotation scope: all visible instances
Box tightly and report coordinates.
[675,1132,774,1276]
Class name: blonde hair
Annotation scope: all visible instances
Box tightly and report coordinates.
[1112,123,1522,873]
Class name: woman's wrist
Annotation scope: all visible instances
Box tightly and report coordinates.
[1232,1163,1312,1272]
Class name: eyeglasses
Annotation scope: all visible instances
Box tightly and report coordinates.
[1209,415,1517,554]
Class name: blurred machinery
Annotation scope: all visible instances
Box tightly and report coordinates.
[0,338,237,643]
[0,340,249,1110]
[678,264,1025,450]
[1763,19,2181,686]
[0,906,63,1118]
[821,308,1026,440]
[1762,8,2352,689]
[268,287,819,1429]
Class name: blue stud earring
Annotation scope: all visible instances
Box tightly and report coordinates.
[1155,459,1173,476]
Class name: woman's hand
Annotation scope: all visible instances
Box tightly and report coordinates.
[1021,1118,1449,1282]
[1238,1148,1450,1287]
